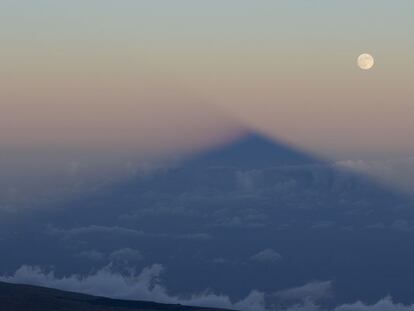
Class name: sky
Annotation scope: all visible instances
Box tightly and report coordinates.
[2,2,414,311]
[1,1,414,159]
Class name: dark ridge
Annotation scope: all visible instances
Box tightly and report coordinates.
[0,281,234,311]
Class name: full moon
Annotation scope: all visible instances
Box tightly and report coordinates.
[357,53,375,70]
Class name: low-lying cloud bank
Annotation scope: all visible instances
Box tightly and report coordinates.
[334,298,414,311]
[2,265,414,311]
[0,265,267,311]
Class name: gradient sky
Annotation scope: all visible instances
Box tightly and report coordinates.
[3,4,414,309]
[1,1,413,159]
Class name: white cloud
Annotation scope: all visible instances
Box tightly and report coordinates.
[250,249,282,263]
[278,297,414,311]
[334,297,414,311]
[274,281,333,302]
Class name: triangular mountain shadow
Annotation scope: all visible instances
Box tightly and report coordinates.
[4,130,414,307]
[40,131,412,219]
[184,133,320,170]
[45,131,412,226]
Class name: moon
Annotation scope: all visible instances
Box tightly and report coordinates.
[357,53,375,70]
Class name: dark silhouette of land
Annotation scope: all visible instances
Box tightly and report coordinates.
[0,281,233,311]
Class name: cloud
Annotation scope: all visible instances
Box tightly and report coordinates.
[49,225,211,241]
[274,281,333,302]
[311,221,335,230]
[335,157,414,195]
[278,297,414,311]
[109,248,143,265]
[236,170,263,191]
[75,248,144,265]
[334,297,414,311]
[250,249,282,263]
[49,225,145,239]
[3,155,414,311]
[3,267,414,311]
[0,265,266,311]
[76,250,106,262]
[391,220,414,232]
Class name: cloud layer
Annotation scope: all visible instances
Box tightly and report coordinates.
[0,265,267,311]
[3,265,414,311]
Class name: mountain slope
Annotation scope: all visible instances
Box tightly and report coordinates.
[0,281,233,311]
